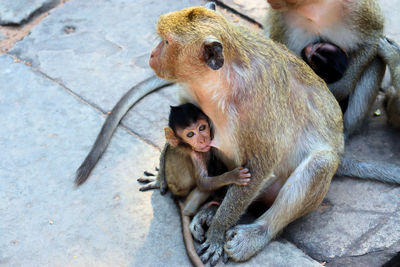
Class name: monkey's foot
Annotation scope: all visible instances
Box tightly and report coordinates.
[225,223,269,262]
[189,204,218,242]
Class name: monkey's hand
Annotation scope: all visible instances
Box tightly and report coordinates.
[137,170,160,192]
[378,37,400,61]
[137,169,168,194]
[197,228,226,266]
[190,204,218,242]
[229,166,251,186]
[137,177,160,192]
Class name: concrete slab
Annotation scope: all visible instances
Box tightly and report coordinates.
[0,53,180,266]
[0,0,59,25]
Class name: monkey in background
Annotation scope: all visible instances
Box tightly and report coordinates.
[139,103,251,216]
[378,37,400,129]
[267,0,386,139]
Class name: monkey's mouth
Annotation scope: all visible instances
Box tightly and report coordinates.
[197,144,211,152]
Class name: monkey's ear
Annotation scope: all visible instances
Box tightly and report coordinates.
[203,37,224,70]
[164,127,180,147]
[205,2,216,11]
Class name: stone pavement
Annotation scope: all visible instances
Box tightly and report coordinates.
[0,0,399,266]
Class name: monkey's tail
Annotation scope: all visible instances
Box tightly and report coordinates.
[178,201,205,267]
[337,156,400,184]
[75,76,171,186]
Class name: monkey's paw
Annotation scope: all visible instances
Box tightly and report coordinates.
[378,37,400,61]
[197,237,225,266]
[225,223,269,262]
[189,205,218,242]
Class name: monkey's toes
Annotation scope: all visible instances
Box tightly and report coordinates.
[189,220,205,242]
[378,37,400,59]
[198,241,224,266]
[225,224,269,262]
[143,171,155,176]
[137,177,154,183]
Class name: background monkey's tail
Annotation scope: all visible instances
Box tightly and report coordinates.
[75,75,171,186]
[337,156,400,184]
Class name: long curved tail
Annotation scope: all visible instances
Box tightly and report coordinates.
[337,156,400,184]
[75,76,172,185]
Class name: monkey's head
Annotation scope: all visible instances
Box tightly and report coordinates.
[149,6,227,82]
[165,103,212,153]
[301,42,349,84]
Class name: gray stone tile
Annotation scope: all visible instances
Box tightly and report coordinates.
[0,54,186,266]
[8,0,203,113]
[0,0,59,25]
[217,0,269,26]
[122,84,181,149]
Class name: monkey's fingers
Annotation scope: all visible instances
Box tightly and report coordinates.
[190,222,206,243]
[144,171,155,176]
[222,252,229,264]
[385,37,400,49]
[197,241,210,256]
[198,241,223,266]
[137,177,155,183]
[237,178,251,185]
[139,181,160,191]
[239,170,251,178]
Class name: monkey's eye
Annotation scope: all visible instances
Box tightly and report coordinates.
[186,131,194,138]
[199,125,206,131]
[164,39,169,45]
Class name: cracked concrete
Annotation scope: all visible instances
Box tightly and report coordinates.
[1,0,400,266]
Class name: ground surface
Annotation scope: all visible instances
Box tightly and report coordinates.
[0,0,399,266]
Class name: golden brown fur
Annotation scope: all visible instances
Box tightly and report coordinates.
[150,6,343,264]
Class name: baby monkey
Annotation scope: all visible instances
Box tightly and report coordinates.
[301,41,349,84]
[167,103,251,192]
[140,103,251,216]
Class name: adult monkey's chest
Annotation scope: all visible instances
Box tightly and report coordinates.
[283,0,361,54]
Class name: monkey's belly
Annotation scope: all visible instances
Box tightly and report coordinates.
[256,179,284,207]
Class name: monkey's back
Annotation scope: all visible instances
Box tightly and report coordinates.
[164,145,196,197]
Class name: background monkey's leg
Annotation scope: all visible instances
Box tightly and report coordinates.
[343,56,385,138]
[224,149,339,262]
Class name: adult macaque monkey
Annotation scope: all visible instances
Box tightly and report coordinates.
[149,5,344,264]
[75,2,400,187]
[266,0,386,138]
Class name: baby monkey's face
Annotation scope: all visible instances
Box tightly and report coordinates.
[177,118,212,153]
